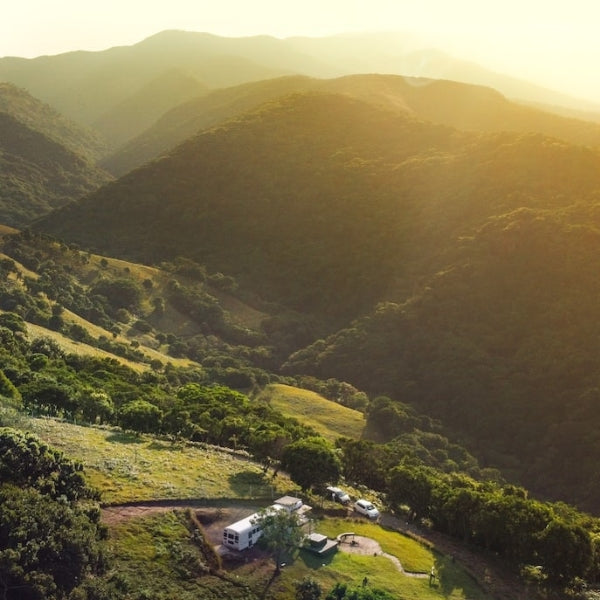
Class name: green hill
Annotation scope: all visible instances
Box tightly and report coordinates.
[102,73,600,177]
[31,90,600,513]
[0,111,110,226]
[258,383,366,442]
[0,81,107,160]
[100,75,319,176]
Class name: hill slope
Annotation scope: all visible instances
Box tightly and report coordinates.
[91,68,208,148]
[33,91,600,512]
[35,92,470,322]
[0,111,110,226]
[0,82,107,160]
[102,73,600,177]
[35,92,600,321]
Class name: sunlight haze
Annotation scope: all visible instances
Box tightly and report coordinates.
[2,0,600,104]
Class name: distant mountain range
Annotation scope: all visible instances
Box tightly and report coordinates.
[1,29,598,153]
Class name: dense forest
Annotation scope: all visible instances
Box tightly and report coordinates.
[3,29,600,597]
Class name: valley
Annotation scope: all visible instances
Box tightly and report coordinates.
[1,27,600,600]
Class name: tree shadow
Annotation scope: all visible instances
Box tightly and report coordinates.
[228,470,271,496]
[297,547,337,569]
[105,431,145,445]
[259,569,280,599]
[434,552,486,599]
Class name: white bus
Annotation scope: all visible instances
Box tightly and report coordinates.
[222,504,286,550]
[222,497,304,551]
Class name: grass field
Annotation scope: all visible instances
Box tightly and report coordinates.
[258,384,366,442]
[232,517,489,600]
[26,417,295,505]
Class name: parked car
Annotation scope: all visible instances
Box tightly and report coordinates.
[326,486,351,504]
[354,499,380,519]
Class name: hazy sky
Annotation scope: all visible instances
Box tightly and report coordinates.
[2,0,599,104]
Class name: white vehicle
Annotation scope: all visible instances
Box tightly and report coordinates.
[326,486,351,504]
[222,497,305,551]
[354,499,380,520]
[222,504,286,550]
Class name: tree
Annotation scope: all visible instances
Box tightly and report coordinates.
[0,370,21,407]
[0,484,105,600]
[19,377,76,417]
[0,428,96,501]
[118,399,162,434]
[295,575,322,600]
[282,437,341,491]
[388,465,433,522]
[325,582,395,600]
[253,507,303,574]
[79,390,114,424]
[91,278,142,311]
[537,519,593,585]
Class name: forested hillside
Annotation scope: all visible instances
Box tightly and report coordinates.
[101,73,600,177]
[0,82,107,161]
[0,112,110,226]
[33,89,600,513]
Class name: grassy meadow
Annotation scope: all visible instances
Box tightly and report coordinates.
[258,383,366,442]
[26,417,294,504]
[230,517,488,600]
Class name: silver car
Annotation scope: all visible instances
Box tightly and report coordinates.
[354,499,380,519]
[327,486,351,504]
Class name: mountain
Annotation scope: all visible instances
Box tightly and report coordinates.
[34,92,469,322]
[0,82,107,161]
[0,31,313,135]
[283,205,600,513]
[33,91,600,511]
[100,75,320,176]
[34,92,600,318]
[91,68,208,148]
[287,32,600,113]
[1,29,598,153]
[0,111,111,226]
[103,74,600,177]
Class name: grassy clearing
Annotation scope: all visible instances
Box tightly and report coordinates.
[26,417,295,504]
[258,384,365,442]
[262,517,490,600]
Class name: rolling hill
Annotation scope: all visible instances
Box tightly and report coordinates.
[32,89,600,512]
[2,29,598,155]
[0,111,110,226]
[102,73,600,177]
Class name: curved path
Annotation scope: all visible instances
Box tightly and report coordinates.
[336,534,429,578]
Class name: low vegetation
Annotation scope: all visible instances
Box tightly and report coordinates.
[25,417,291,505]
[258,383,366,442]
